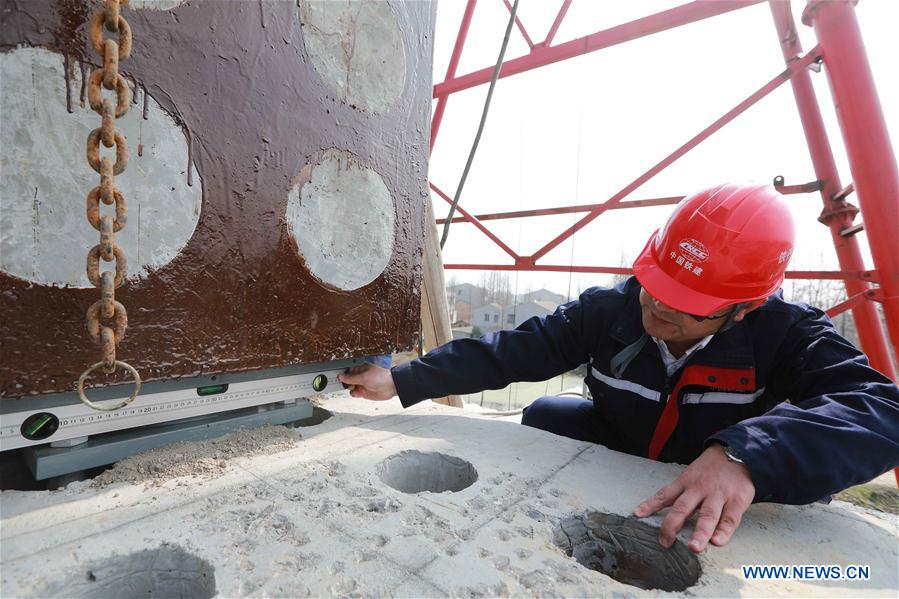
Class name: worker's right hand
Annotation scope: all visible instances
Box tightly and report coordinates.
[337,364,397,401]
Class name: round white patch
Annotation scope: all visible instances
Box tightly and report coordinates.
[286,149,395,291]
[0,47,201,288]
[298,0,406,114]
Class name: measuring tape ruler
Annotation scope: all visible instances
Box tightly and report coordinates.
[1,368,345,451]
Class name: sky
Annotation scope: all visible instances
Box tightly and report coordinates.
[427,0,898,302]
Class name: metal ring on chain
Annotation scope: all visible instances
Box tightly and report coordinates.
[77,360,141,412]
[89,10,132,59]
[88,69,130,117]
[87,187,127,231]
[86,128,128,175]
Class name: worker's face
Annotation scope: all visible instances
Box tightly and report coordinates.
[639,288,739,342]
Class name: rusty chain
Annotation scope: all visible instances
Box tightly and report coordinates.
[78,0,141,411]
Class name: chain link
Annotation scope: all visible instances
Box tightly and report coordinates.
[86,128,128,174]
[78,0,140,411]
[86,187,127,231]
[88,70,130,117]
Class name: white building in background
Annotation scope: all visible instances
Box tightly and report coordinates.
[516,288,568,306]
[451,325,473,340]
[447,282,488,324]
[472,302,504,333]
[504,300,558,329]
[470,300,559,334]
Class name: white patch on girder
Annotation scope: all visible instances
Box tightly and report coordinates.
[298,0,406,114]
[286,149,395,291]
[0,46,201,288]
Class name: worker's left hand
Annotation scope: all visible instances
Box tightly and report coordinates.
[633,443,755,553]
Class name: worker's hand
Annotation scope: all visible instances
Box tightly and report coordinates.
[337,364,397,401]
[633,443,755,553]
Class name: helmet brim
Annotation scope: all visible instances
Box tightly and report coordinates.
[632,233,736,317]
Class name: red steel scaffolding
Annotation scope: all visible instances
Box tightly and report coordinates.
[428,0,899,483]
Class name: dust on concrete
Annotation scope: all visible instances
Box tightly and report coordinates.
[91,425,301,487]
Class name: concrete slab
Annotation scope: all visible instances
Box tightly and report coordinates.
[1,395,896,597]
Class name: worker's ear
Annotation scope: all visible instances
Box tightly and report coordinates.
[732,299,765,323]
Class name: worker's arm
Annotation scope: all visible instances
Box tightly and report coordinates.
[635,302,899,554]
[342,294,600,407]
[708,305,899,506]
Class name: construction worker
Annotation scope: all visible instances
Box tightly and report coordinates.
[338,183,899,554]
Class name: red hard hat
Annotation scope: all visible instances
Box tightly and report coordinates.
[633,183,795,316]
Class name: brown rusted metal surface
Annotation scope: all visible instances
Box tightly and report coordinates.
[0,0,434,398]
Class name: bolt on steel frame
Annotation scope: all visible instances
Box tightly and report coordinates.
[428,1,898,482]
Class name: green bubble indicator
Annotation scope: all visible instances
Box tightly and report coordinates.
[197,384,229,397]
[21,412,59,441]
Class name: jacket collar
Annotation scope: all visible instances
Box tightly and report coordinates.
[609,279,646,345]
[611,278,756,371]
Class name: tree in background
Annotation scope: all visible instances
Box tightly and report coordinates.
[611,252,631,287]
[479,271,514,307]
[784,277,859,348]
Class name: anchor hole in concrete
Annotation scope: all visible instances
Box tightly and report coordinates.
[553,511,701,592]
[289,405,333,427]
[378,450,478,494]
[40,544,216,598]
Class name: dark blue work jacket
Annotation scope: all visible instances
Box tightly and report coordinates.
[392,277,899,505]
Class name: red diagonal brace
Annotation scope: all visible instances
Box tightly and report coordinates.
[542,0,572,47]
[434,0,766,98]
[826,289,882,318]
[528,47,821,263]
[502,0,534,49]
[430,183,520,261]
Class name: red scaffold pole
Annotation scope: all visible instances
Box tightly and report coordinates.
[769,0,895,380]
[430,0,477,153]
[803,0,899,485]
